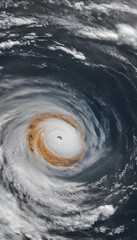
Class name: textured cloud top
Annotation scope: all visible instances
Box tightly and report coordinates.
[27,113,86,167]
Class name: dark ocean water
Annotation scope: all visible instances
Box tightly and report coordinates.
[0,1,137,240]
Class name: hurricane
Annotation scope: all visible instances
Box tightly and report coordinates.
[0,0,137,240]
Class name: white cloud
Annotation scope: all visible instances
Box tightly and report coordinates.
[0,40,20,50]
[48,45,86,60]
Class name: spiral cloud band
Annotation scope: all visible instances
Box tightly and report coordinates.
[0,77,119,238]
[0,64,136,239]
[1,0,137,238]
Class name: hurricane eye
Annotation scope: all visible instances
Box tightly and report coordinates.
[57,136,62,140]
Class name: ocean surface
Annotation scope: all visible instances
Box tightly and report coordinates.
[0,1,137,239]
